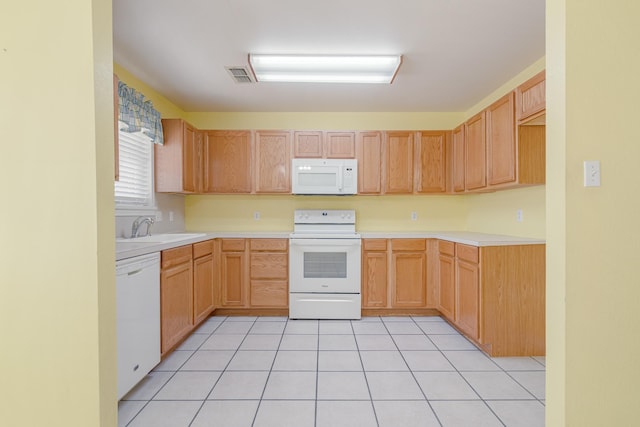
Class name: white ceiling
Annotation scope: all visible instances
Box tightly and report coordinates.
[112,0,545,113]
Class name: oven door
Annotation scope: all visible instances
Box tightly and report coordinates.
[289,238,361,293]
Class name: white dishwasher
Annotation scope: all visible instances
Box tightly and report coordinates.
[116,252,160,400]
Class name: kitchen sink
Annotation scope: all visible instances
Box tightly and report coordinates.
[116,233,207,244]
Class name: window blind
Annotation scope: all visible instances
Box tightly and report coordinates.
[114,127,154,208]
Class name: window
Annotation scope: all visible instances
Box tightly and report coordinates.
[114,125,155,211]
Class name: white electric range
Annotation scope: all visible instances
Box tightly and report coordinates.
[289,209,361,319]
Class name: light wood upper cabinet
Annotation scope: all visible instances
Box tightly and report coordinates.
[356,131,383,194]
[464,112,487,191]
[254,130,291,193]
[415,131,449,193]
[325,132,356,158]
[390,239,427,308]
[486,92,517,186]
[362,239,388,308]
[113,74,120,182]
[384,131,415,194]
[293,131,356,158]
[293,131,323,158]
[452,125,465,193]
[203,130,251,193]
[156,119,201,193]
[516,70,546,124]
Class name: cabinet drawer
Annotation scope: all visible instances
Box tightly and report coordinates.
[161,245,193,269]
[438,240,455,256]
[363,239,387,251]
[251,253,288,279]
[193,240,214,259]
[391,239,426,252]
[250,238,288,252]
[456,244,479,263]
[221,239,245,252]
[250,280,288,307]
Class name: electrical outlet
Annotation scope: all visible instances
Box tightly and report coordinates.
[155,211,163,222]
[516,209,523,222]
[169,211,174,222]
[254,211,261,220]
[584,160,601,187]
[411,211,418,221]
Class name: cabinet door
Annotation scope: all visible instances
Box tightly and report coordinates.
[456,258,479,340]
[220,252,246,307]
[293,131,323,158]
[391,250,426,307]
[362,244,388,308]
[160,260,193,354]
[356,131,383,194]
[193,253,214,325]
[156,119,200,193]
[254,130,291,193]
[416,131,447,193]
[465,112,487,191]
[487,92,516,186]
[516,70,546,123]
[452,125,465,192]
[384,131,414,194]
[182,123,199,193]
[325,132,356,158]
[438,253,455,321]
[203,131,251,193]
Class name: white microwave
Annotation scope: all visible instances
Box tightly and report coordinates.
[291,158,358,195]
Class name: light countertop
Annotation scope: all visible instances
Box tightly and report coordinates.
[116,230,544,261]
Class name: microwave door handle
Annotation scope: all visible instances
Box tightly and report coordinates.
[337,165,343,191]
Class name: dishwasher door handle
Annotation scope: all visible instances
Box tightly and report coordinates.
[127,268,143,276]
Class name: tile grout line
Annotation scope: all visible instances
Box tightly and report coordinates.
[124,317,227,427]
[188,316,257,427]
[350,317,381,427]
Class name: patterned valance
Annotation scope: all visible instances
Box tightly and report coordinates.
[117,80,164,145]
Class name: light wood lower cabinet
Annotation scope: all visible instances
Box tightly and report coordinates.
[391,239,427,307]
[160,245,194,355]
[219,239,248,307]
[455,244,480,340]
[362,239,429,310]
[217,238,289,310]
[249,239,288,308]
[437,241,456,321]
[362,239,388,308]
[435,240,545,356]
[193,240,215,325]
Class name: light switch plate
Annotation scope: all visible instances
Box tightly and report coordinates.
[584,160,601,187]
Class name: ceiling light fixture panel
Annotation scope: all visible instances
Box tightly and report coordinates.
[248,54,402,84]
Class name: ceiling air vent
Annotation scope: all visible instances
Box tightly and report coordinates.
[225,66,255,83]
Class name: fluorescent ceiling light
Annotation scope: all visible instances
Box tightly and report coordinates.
[248,54,402,84]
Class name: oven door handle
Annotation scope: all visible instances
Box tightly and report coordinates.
[289,239,361,247]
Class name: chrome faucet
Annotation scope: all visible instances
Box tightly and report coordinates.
[131,216,155,238]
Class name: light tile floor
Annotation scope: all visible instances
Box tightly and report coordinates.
[119,315,545,427]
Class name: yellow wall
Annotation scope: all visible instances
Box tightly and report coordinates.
[465,186,545,239]
[0,1,115,426]
[186,194,468,232]
[548,1,640,425]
